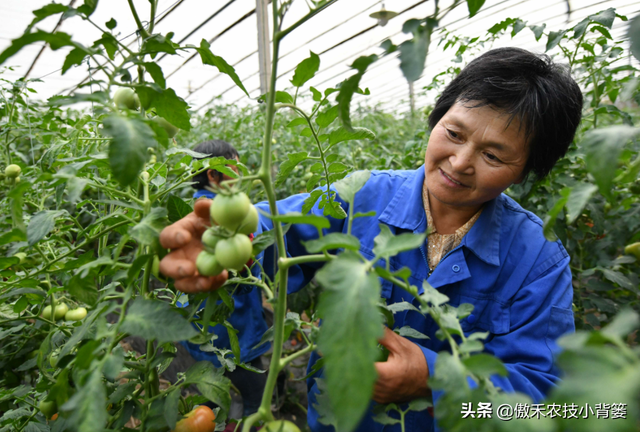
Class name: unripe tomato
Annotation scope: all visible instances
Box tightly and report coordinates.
[41,305,53,320]
[173,405,216,432]
[263,420,301,432]
[215,234,252,271]
[624,242,640,260]
[114,88,140,110]
[4,164,21,178]
[65,307,87,321]
[39,400,57,418]
[152,116,179,138]
[15,176,20,183]
[141,171,150,182]
[196,251,224,276]
[210,192,251,231]
[54,303,68,320]
[149,155,157,164]
[238,205,259,235]
[201,230,221,252]
[152,256,160,278]
[13,252,27,264]
[49,351,59,368]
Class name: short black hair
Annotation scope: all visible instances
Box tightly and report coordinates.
[191,139,239,189]
[428,47,583,179]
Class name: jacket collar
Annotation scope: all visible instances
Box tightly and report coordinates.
[194,189,215,199]
[378,168,502,267]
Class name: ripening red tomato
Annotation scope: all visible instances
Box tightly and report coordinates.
[173,406,216,432]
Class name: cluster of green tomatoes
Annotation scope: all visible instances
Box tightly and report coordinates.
[196,191,258,276]
[40,302,87,322]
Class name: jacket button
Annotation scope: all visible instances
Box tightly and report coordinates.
[467,314,477,324]
[452,264,460,273]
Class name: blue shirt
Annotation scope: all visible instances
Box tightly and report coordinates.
[180,189,270,367]
[253,168,575,432]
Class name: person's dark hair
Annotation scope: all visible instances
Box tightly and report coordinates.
[191,139,239,189]
[428,47,583,179]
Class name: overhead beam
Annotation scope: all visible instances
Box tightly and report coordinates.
[256,0,271,95]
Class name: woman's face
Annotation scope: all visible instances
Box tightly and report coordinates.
[424,102,529,211]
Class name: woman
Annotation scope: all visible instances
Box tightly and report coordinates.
[159,47,583,431]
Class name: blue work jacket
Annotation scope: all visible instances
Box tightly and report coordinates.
[253,168,575,432]
[180,189,270,367]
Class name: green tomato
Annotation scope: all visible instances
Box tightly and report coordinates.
[152,116,179,138]
[39,400,57,418]
[65,307,87,321]
[4,164,21,178]
[49,351,59,368]
[215,234,252,271]
[196,251,224,276]
[201,230,222,252]
[54,303,68,320]
[624,242,640,260]
[13,252,27,264]
[14,176,20,183]
[209,192,251,231]
[238,205,259,235]
[152,256,160,278]
[114,88,140,110]
[149,155,157,164]
[263,420,301,432]
[41,305,53,320]
[141,171,150,182]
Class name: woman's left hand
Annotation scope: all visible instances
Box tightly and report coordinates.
[373,327,431,404]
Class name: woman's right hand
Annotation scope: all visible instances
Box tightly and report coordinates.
[159,199,228,293]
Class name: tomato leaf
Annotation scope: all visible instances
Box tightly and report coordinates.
[103,115,155,187]
[333,170,370,205]
[336,55,377,131]
[27,210,66,246]
[121,298,198,343]
[291,51,320,87]
[302,233,360,253]
[275,151,308,187]
[316,105,339,128]
[0,31,83,65]
[316,252,383,432]
[582,126,640,200]
[465,0,486,17]
[167,195,193,223]
[183,361,232,421]
[270,212,330,229]
[62,47,89,74]
[373,224,426,258]
[135,86,191,131]
[164,389,181,429]
[196,39,248,96]
[60,369,107,431]
[0,228,27,246]
[142,62,167,89]
[327,126,375,149]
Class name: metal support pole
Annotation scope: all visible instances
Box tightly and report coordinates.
[256,0,272,95]
[409,80,416,117]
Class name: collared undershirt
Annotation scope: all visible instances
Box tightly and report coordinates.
[422,178,483,272]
